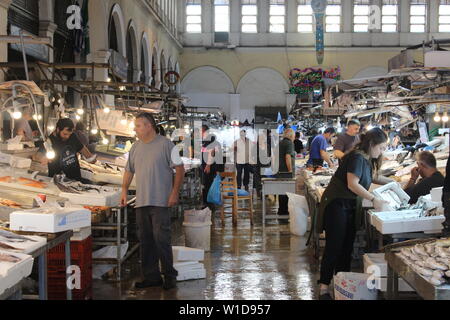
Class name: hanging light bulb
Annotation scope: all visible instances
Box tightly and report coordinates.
[75,115,81,121]
[44,141,55,160]
[103,107,111,114]
[443,112,449,123]
[48,125,55,132]
[129,121,135,129]
[44,94,51,107]
[434,112,442,122]
[91,128,98,135]
[120,118,127,126]
[107,77,112,83]
[33,114,38,120]
[58,97,64,105]
[77,108,84,115]
[13,109,22,120]
[102,138,109,145]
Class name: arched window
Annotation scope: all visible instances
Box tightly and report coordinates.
[126,30,134,82]
[151,47,158,87]
[160,51,166,91]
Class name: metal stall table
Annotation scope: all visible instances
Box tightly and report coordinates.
[92,200,140,281]
[261,178,296,225]
[385,251,450,300]
[20,230,73,300]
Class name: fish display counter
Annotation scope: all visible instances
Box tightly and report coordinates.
[385,238,450,300]
[54,175,122,207]
[0,229,47,299]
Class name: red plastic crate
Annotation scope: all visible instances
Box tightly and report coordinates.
[47,237,93,300]
[47,237,92,262]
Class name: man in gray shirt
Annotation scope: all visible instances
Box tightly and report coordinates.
[333,119,361,161]
[121,113,185,290]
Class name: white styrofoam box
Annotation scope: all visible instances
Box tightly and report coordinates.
[174,261,205,273]
[431,187,444,203]
[425,51,450,68]
[60,185,121,207]
[10,207,91,233]
[0,250,34,296]
[176,268,206,282]
[363,253,388,277]
[368,209,423,225]
[370,210,445,234]
[0,143,23,151]
[172,246,205,262]
[0,235,46,255]
[9,156,32,169]
[378,277,414,292]
[71,226,92,241]
[373,182,411,212]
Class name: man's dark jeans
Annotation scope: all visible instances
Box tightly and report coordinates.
[136,206,178,281]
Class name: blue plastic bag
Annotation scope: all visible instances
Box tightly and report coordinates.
[227,189,250,197]
[207,174,222,205]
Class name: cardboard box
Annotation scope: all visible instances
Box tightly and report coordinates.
[10,207,91,233]
[334,272,378,300]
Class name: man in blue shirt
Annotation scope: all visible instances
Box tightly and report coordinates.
[307,128,336,168]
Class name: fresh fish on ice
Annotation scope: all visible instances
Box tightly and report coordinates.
[0,229,36,242]
[0,253,20,263]
[0,241,21,251]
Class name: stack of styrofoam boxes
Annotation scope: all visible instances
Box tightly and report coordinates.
[0,250,34,297]
[363,253,414,293]
[172,246,206,282]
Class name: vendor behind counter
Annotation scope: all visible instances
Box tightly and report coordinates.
[403,151,445,204]
[34,118,96,181]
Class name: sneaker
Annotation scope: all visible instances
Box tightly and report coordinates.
[319,293,333,300]
[135,278,163,289]
[163,277,177,290]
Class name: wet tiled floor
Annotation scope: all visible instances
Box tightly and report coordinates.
[93,200,321,300]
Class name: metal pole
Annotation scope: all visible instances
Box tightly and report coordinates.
[19,31,30,81]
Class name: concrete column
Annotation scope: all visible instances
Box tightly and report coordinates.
[0,0,12,82]
[371,0,382,33]
[39,21,57,63]
[230,0,241,33]
[259,0,269,34]
[287,0,297,33]
[86,50,111,82]
[342,0,352,33]
[230,0,240,45]
[39,0,54,22]
[429,0,439,33]
[399,0,410,33]
[202,0,212,45]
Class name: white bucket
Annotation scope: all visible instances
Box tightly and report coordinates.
[183,221,212,252]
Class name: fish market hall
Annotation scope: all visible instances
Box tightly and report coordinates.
[0,0,450,303]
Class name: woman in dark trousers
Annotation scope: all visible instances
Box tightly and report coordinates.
[317,128,392,299]
[201,125,222,211]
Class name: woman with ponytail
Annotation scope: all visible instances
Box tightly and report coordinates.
[317,128,393,300]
